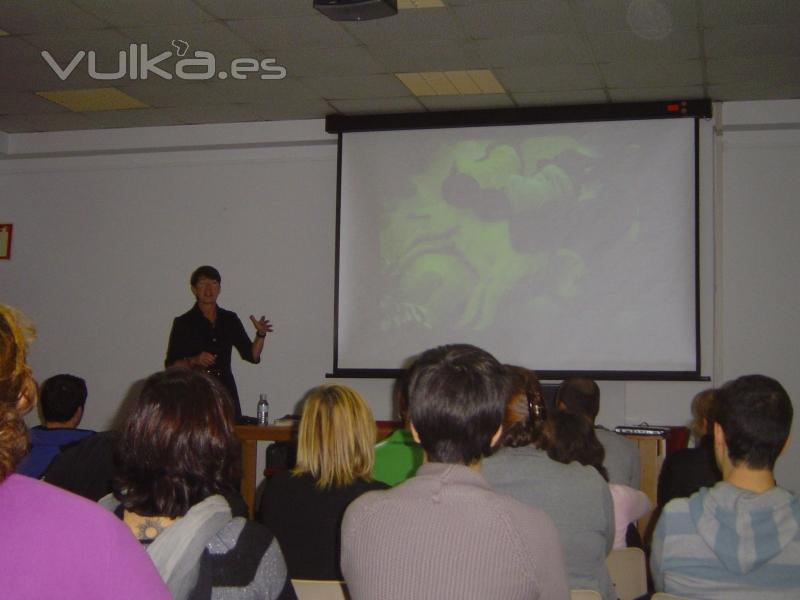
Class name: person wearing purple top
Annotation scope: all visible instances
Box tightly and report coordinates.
[0,304,170,600]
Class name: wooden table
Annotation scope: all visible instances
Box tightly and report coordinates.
[234,421,399,518]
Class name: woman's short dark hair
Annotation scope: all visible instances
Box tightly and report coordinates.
[190,265,221,286]
[408,344,510,465]
[114,368,240,518]
[541,411,609,481]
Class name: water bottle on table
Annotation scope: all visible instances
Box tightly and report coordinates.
[257,393,269,426]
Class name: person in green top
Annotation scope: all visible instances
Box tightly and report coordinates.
[373,371,424,486]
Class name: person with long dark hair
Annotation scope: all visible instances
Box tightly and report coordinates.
[102,367,295,600]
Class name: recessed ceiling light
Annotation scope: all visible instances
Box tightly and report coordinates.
[36,88,148,112]
[396,70,505,96]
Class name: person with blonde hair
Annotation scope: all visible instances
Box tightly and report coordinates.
[258,384,388,579]
[0,304,169,599]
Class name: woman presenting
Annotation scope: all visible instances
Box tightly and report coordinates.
[165,265,272,421]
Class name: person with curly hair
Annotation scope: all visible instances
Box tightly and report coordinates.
[0,304,169,600]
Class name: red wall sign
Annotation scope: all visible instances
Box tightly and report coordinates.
[0,224,12,259]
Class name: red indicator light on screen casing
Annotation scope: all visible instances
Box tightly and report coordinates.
[666,103,680,113]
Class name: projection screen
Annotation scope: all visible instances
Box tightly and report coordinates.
[334,113,700,378]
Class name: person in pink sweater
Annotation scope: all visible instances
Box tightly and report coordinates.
[0,304,170,600]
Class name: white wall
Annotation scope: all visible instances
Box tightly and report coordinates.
[2,102,798,492]
[716,100,800,492]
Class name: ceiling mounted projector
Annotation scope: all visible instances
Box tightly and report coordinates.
[313,0,398,21]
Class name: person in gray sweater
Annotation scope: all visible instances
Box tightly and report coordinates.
[482,367,615,600]
[341,345,569,600]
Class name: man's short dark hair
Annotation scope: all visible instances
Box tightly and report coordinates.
[556,377,600,421]
[40,374,87,423]
[407,344,511,465]
[716,374,793,470]
[190,265,221,286]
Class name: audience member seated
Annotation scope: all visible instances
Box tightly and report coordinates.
[372,370,424,486]
[43,430,119,501]
[257,384,388,580]
[542,411,651,551]
[557,377,641,488]
[482,367,616,599]
[101,367,294,600]
[651,374,800,599]
[341,345,569,600]
[657,388,721,507]
[0,304,170,600]
[16,373,95,478]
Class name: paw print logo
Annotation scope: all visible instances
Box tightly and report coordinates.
[171,40,189,57]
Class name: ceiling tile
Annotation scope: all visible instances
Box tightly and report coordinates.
[272,46,385,78]
[0,58,98,93]
[71,0,215,27]
[418,93,514,111]
[342,8,465,45]
[495,64,603,93]
[83,107,183,129]
[708,82,800,102]
[207,77,318,104]
[701,0,800,28]
[116,80,228,108]
[37,87,148,112]
[253,96,333,121]
[0,0,105,34]
[707,56,800,85]
[453,0,576,38]
[329,97,425,115]
[164,103,264,125]
[194,0,314,20]
[476,34,594,67]
[368,40,485,73]
[0,114,37,133]
[704,26,800,59]
[607,85,706,102]
[120,22,256,60]
[22,111,101,132]
[512,89,608,106]
[572,0,698,34]
[228,16,357,51]
[0,91,69,114]
[301,74,411,99]
[23,29,133,70]
[601,60,703,88]
[589,29,700,62]
[0,35,49,63]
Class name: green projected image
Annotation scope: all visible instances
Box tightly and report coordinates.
[379,134,634,335]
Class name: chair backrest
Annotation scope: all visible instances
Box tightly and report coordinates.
[652,594,690,600]
[291,579,349,600]
[570,590,603,600]
[606,547,648,600]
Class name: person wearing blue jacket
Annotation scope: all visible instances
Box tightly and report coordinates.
[17,374,94,478]
[651,374,800,600]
